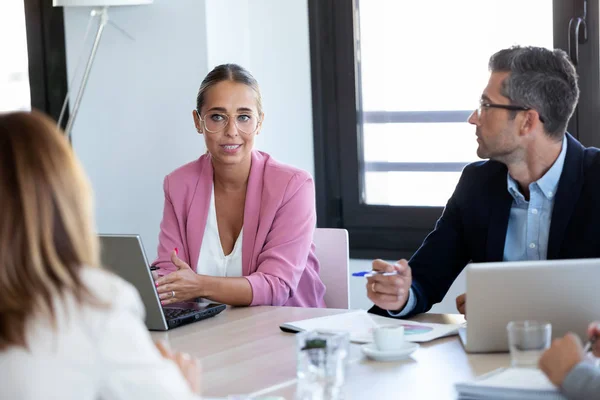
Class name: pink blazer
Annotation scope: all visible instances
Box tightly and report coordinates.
[152,150,326,307]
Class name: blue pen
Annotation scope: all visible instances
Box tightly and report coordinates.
[352,270,400,277]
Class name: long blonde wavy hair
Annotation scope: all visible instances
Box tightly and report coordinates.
[0,111,100,350]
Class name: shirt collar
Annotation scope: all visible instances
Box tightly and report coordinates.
[506,134,568,201]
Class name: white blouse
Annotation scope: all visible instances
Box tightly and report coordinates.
[0,268,200,400]
[196,184,243,278]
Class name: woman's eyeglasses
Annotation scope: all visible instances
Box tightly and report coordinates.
[197,110,261,134]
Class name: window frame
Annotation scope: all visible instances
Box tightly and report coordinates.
[309,0,600,259]
[23,0,69,127]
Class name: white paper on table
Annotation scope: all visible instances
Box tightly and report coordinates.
[455,367,566,400]
[280,310,463,343]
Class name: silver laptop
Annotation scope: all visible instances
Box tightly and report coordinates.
[99,234,225,331]
[458,258,600,353]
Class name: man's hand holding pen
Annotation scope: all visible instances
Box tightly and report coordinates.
[366,259,412,313]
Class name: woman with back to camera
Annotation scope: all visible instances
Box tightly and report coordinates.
[152,64,326,308]
[0,111,200,399]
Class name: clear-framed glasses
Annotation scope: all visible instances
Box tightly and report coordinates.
[197,110,261,135]
[476,102,545,123]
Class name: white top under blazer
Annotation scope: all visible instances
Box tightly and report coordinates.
[196,184,243,278]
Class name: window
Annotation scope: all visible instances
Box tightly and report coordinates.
[309,0,600,258]
[359,0,552,207]
[0,1,31,112]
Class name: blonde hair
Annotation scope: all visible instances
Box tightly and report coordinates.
[196,63,263,116]
[0,111,100,350]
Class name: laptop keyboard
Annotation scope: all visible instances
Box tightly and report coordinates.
[164,308,196,320]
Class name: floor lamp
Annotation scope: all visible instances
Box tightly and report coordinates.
[53,0,153,140]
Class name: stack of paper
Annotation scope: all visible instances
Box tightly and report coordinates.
[280,310,462,343]
[455,367,567,400]
[203,397,284,400]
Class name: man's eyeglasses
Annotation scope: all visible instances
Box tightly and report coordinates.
[196,110,261,135]
[476,102,545,124]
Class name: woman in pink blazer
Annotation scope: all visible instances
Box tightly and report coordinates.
[153,64,325,308]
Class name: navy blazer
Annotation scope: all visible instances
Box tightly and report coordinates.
[370,133,600,318]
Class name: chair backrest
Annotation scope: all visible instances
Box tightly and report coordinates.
[313,228,350,309]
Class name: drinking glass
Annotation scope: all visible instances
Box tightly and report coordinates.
[295,330,349,400]
[507,320,551,368]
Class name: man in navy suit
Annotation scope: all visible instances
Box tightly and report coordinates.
[367,45,600,319]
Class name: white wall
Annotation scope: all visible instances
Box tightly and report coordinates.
[63,0,314,261]
[204,0,315,174]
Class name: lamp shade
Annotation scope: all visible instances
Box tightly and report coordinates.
[53,0,152,6]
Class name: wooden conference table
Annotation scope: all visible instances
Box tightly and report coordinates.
[150,306,510,399]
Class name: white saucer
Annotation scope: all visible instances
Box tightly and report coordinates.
[361,342,419,362]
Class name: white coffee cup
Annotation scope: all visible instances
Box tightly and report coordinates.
[373,325,405,352]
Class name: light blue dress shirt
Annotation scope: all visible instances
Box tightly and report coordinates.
[389,136,568,317]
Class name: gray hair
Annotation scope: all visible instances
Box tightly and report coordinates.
[488,46,579,140]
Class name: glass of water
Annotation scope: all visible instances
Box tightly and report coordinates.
[295,330,349,400]
[507,320,552,368]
